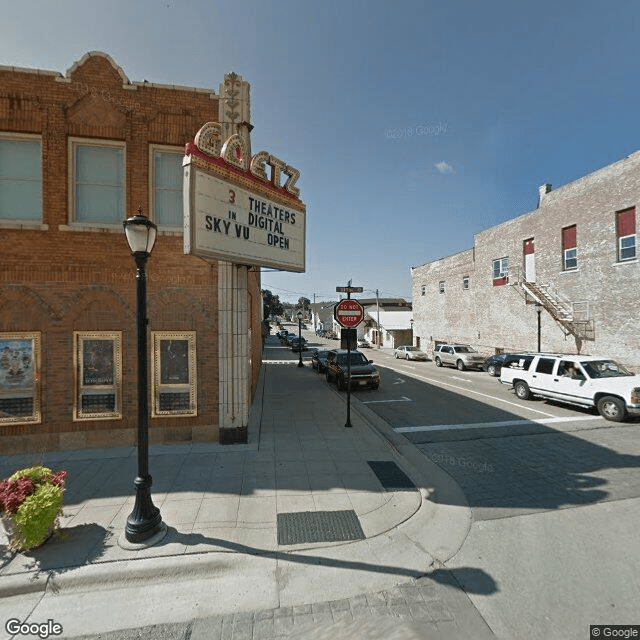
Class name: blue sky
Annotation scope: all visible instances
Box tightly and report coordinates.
[2,0,639,303]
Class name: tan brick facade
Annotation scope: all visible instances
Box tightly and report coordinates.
[412,151,640,369]
[0,53,264,454]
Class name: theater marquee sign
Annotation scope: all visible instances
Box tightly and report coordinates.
[183,122,306,272]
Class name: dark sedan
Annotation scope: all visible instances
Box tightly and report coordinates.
[311,349,330,373]
[483,353,533,377]
[290,337,308,352]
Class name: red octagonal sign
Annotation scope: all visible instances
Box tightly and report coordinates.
[334,299,364,328]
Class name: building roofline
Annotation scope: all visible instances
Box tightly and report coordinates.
[1,51,217,98]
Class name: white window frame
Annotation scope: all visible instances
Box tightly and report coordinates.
[149,145,184,231]
[439,281,445,294]
[0,133,43,228]
[563,247,578,271]
[462,276,470,290]
[492,257,508,280]
[68,138,126,230]
[618,234,636,262]
[420,285,426,296]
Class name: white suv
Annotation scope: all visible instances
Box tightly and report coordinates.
[500,354,640,422]
[434,344,485,371]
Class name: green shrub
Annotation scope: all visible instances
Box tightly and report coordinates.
[13,483,63,551]
[1,465,67,551]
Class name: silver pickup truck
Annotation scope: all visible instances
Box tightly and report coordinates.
[499,354,640,422]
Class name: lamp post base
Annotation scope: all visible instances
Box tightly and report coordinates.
[124,475,163,544]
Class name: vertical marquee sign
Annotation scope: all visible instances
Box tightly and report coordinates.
[183,122,306,271]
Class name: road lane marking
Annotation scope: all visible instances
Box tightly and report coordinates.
[381,369,558,418]
[394,415,603,433]
[362,396,412,404]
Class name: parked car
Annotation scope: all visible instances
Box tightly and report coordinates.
[394,345,429,361]
[357,338,371,348]
[499,353,640,422]
[433,344,485,371]
[325,349,381,390]
[290,337,308,351]
[483,353,534,377]
[311,349,330,373]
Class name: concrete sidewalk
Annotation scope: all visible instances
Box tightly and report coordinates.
[0,336,490,639]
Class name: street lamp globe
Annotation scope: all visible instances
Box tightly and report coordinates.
[123,208,157,255]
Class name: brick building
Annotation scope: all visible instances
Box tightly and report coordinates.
[0,52,268,454]
[411,150,640,369]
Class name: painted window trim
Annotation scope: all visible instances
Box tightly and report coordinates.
[563,247,578,271]
[618,233,636,262]
[68,137,126,228]
[149,144,184,231]
[492,257,509,286]
[0,132,43,224]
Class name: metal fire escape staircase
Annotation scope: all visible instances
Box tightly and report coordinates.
[511,270,595,341]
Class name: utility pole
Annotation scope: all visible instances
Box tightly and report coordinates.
[376,289,381,348]
[313,293,316,333]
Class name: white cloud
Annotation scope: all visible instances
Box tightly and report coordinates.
[435,161,454,174]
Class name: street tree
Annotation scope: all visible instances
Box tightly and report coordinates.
[296,297,311,313]
[261,289,283,318]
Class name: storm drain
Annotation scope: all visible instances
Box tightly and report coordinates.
[277,510,365,545]
[367,460,416,492]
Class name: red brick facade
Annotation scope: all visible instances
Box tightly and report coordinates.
[0,52,263,454]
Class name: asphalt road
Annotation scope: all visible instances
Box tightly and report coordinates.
[305,332,640,639]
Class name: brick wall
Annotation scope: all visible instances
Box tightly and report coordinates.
[0,53,264,454]
[412,152,640,368]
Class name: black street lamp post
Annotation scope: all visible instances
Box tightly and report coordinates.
[296,310,304,367]
[536,303,542,352]
[122,209,164,544]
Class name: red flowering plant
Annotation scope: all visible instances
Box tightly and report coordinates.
[0,466,68,551]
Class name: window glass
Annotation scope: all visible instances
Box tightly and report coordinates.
[564,247,577,270]
[0,139,41,221]
[619,235,636,261]
[154,151,183,227]
[535,358,555,374]
[75,145,124,224]
[493,257,508,279]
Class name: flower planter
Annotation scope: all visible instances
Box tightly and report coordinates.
[0,467,67,552]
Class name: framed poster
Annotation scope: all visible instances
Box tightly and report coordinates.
[73,332,122,421]
[151,331,197,417]
[0,332,41,424]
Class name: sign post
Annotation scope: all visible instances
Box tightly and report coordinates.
[334,285,364,428]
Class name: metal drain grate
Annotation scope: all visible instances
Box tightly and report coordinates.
[277,510,365,545]
[367,460,416,491]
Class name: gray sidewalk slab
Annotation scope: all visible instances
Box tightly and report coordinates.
[0,335,478,639]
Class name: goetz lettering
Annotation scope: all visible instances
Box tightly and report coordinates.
[193,122,301,197]
[5,619,63,639]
